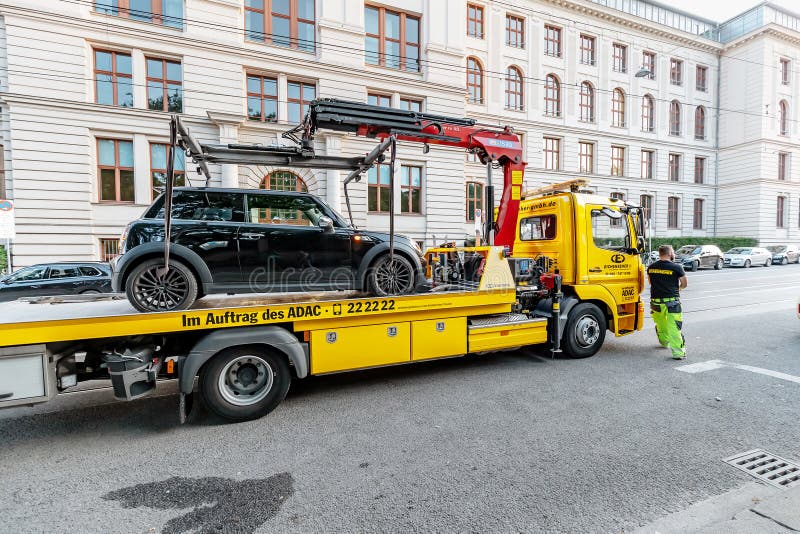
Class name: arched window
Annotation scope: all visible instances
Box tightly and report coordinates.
[505,66,524,111]
[579,82,594,122]
[467,57,483,104]
[544,74,561,117]
[611,88,625,127]
[257,170,308,224]
[641,94,655,132]
[669,100,681,136]
[694,106,706,140]
[779,100,789,136]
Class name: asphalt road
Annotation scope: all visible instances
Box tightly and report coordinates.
[0,264,798,533]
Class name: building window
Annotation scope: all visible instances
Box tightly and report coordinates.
[777,196,786,228]
[247,75,278,122]
[543,137,560,170]
[781,58,790,85]
[544,25,561,57]
[779,100,789,136]
[505,66,524,111]
[579,82,594,122]
[99,238,121,262]
[466,182,483,222]
[467,57,483,104]
[694,106,706,140]
[640,194,652,223]
[544,74,561,117]
[579,141,594,174]
[670,58,683,85]
[610,192,624,226]
[368,163,390,213]
[145,57,182,112]
[400,97,422,112]
[94,0,184,28]
[94,49,133,107]
[641,150,654,179]
[611,146,625,177]
[669,100,681,136]
[611,88,625,127]
[467,4,484,39]
[642,94,655,132]
[778,152,789,180]
[257,171,308,222]
[694,157,705,184]
[368,93,392,107]
[365,5,420,72]
[642,51,656,79]
[506,14,524,48]
[696,65,708,91]
[579,34,595,65]
[245,0,315,52]
[97,138,134,203]
[668,153,681,182]
[612,43,627,73]
[150,143,185,199]
[667,197,679,228]
[287,80,315,124]
[693,199,704,230]
[400,165,422,214]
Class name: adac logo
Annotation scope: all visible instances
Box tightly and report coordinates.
[610,253,626,264]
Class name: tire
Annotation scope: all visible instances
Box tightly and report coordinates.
[200,347,290,422]
[690,261,699,272]
[764,258,770,267]
[562,303,607,359]
[744,260,751,268]
[366,254,416,297]
[125,258,198,312]
[781,257,788,265]
[714,258,723,270]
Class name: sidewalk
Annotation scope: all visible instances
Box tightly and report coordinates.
[634,481,800,533]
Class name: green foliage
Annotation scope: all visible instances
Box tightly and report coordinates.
[602,236,759,252]
[0,244,7,275]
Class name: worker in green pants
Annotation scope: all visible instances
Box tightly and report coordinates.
[647,245,688,359]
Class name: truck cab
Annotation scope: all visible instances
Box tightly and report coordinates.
[512,180,646,338]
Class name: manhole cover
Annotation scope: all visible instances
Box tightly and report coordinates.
[724,449,800,489]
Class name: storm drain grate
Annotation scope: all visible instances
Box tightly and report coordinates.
[723,449,800,489]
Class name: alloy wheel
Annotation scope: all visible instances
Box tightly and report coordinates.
[132,264,190,311]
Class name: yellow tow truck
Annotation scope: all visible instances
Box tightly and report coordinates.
[0,101,647,423]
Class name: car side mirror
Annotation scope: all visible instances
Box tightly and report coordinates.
[318,216,334,233]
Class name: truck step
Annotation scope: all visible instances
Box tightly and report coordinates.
[469,313,535,329]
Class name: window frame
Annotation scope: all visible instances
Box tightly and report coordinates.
[641,149,654,179]
[640,194,653,223]
[696,65,708,91]
[543,137,560,171]
[467,57,484,104]
[99,238,121,262]
[694,106,706,140]
[94,49,133,107]
[777,196,786,228]
[467,3,484,39]
[579,141,594,174]
[668,153,681,182]
[245,0,316,52]
[368,162,391,213]
[612,43,627,73]
[150,142,186,199]
[579,34,596,66]
[641,94,655,132]
[779,100,789,136]
[667,196,679,229]
[693,198,704,230]
[642,51,656,79]
[505,14,525,48]
[579,82,594,122]
[399,97,422,112]
[466,181,484,223]
[778,152,789,181]
[246,74,278,122]
[670,58,683,86]
[781,58,790,85]
[544,74,561,117]
[368,93,392,107]
[544,25,562,57]
[611,88,625,128]
[609,192,624,226]
[505,66,524,111]
[145,56,183,113]
[669,100,681,136]
[610,145,625,177]
[694,156,705,184]
[365,4,420,72]
[287,79,316,124]
[97,138,135,204]
[93,0,184,28]
[400,164,422,214]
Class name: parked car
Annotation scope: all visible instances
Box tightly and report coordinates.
[0,262,112,302]
[112,187,426,312]
[723,247,772,268]
[767,245,800,265]
[674,244,724,271]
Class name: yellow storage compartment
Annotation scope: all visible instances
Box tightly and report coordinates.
[310,322,410,374]
[468,318,548,352]
[411,317,467,361]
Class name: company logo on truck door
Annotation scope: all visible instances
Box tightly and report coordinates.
[611,254,626,263]
[520,200,557,213]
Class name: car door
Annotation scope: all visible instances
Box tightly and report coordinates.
[43,264,86,295]
[700,246,714,268]
[239,192,353,292]
[0,265,49,300]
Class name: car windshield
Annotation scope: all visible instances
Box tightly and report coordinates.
[676,246,698,255]
[5,266,47,282]
[767,246,786,253]
[727,248,751,255]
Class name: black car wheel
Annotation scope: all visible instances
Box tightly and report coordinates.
[367,254,416,296]
[714,258,723,270]
[781,257,788,265]
[744,260,751,268]
[125,258,198,312]
[690,261,699,272]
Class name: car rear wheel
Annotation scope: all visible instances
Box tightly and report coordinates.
[781,257,788,265]
[125,258,198,312]
[714,259,723,270]
[744,260,751,268]
[367,254,416,296]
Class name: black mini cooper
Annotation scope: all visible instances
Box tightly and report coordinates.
[112,188,425,312]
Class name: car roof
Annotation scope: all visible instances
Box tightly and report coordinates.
[28,262,109,267]
[170,186,317,197]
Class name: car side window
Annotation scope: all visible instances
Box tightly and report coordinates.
[79,266,103,277]
[7,266,47,282]
[155,191,245,222]
[246,194,324,226]
[49,266,80,279]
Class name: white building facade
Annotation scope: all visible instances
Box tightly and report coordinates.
[0,0,798,267]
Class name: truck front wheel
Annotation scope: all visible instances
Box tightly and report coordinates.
[200,347,290,422]
[562,303,606,359]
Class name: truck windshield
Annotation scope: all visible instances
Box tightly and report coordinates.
[591,207,633,252]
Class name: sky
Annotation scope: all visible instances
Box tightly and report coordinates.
[665,0,797,22]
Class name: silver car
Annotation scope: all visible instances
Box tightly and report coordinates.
[768,245,800,265]
[723,247,772,268]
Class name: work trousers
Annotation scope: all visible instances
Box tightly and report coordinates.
[651,297,686,359]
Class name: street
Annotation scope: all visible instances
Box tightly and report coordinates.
[0,264,798,533]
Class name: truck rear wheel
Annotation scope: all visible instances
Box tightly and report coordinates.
[562,303,606,359]
[200,347,290,422]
